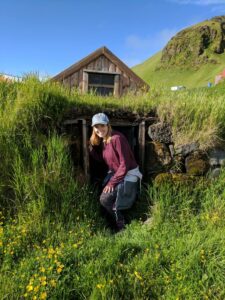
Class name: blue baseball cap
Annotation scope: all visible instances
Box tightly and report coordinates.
[92,113,109,127]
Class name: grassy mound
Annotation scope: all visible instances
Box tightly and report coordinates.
[0,78,225,299]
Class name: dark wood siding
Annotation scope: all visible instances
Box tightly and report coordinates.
[52,47,149,96]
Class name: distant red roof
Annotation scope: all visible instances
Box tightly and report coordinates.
[219,69,225,77]
[215,68,225,84]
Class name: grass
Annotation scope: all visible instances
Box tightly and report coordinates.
[132,16,225,89]
[0,77,225,299]
[133,51,225,89]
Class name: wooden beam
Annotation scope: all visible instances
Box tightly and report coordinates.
[138,121,145,174]
[81,119,90,181]
[63,119,79,125]
[114,74,120,97]
[82,72,88,93]
[83,69,120,75]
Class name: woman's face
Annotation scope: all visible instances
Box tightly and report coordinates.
[93,124,109,138]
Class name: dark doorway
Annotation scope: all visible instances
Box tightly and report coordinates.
[88,124,140,186]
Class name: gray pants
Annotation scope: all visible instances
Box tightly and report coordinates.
[100,180,138,223]
[99,185,124,222]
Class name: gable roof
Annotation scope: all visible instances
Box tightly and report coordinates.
[52,46,148,87]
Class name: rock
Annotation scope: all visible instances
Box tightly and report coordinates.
[145,141,172,176]
[185,151,210,175]
[148,122,172,144]
[175,142,199,156]
[169,144,175,157]
[143,217,154,225]
[208,149,225,167]
[208,168,221,179]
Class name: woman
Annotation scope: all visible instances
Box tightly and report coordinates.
[89,112,142,231]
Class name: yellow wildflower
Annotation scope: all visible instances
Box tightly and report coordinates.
[26,285,33,292]
[21,228,27,234]
[211,212,219,223]
[50,279,56,287]
[40,292,47,300]
[39,276,47,281]
[39,266,46,273]
[57,267,63,274]
[134,271,143,280]
[34,286,40,293]
[48,248,55,255]
[96,284,105,289]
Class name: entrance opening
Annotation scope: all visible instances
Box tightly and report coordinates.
[63,119,145,185]
[88,123,140,186]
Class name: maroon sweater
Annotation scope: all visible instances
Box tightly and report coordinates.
[90,130,138,188]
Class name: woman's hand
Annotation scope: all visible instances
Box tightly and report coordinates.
[103,185,114,193]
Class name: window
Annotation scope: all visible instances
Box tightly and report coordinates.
[88,73,115,96]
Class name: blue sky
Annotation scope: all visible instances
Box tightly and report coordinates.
[1,0,225,77]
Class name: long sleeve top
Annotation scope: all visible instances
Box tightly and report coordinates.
[90,130,138,188]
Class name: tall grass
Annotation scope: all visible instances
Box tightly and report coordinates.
[0,77,225,299]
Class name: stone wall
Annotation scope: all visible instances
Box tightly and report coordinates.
[145,122,225,184]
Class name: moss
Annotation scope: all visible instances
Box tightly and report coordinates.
[185,152,210,175]
[160,17,225,68]
[154,173,199,186]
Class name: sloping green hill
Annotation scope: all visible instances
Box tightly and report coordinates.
[133,16,225,88]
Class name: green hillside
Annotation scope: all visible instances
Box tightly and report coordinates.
[133,16,225,88]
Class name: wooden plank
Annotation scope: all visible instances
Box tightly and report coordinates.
[87,61,94,70]
[78,69,83,91]
[102,56,109,71]
[63,77,70,87]
[63,119,79,125]
[89,83,114,88]
[70,72,79,87]
[81,119,90,182]
[138,121,145,174]
[122,73,130,87]
[109,63,116,72]
[96,56,103,70]
[82,72,88,93]
[116,65,120,73]
[83,69,120,75]
[131,126,135,152]
[114,74,120,97]
[119,74,123,96]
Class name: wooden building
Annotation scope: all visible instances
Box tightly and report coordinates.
[52,46,149,97]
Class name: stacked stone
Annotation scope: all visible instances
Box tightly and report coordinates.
[146,122,225,184]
